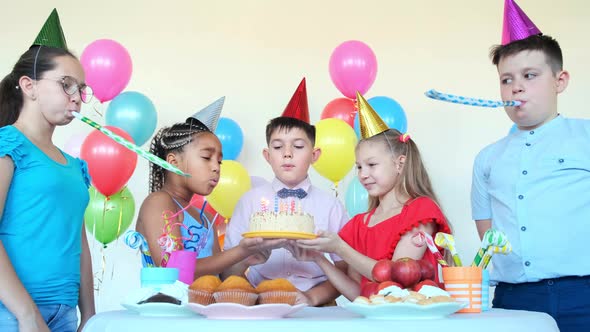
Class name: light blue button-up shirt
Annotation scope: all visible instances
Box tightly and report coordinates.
[472,115,590,283]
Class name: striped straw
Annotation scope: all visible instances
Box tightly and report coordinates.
[425,89,521,108]
[123,230,155,267]
[434,232,463,266]
[71,112,190,177]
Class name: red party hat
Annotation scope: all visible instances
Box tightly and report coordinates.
[501,0,541,45]
[281,78,309,123]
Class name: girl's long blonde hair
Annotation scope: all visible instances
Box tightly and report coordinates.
[357,129,453,264]
[357,129,441,211]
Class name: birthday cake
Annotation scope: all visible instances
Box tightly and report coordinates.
[249,211,315,234]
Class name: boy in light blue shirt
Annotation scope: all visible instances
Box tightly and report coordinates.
[471,1,590,330]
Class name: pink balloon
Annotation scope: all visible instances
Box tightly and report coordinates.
[81,39,133,103]
[329,40,378,99]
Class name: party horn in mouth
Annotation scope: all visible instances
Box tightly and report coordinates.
[72,112,190,177]
[435,232,462,266]
[425,89,521,108]
[471,229,508,267]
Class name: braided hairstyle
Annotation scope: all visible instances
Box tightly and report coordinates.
[148,120,210,193]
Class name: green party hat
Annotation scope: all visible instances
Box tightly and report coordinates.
[32,9,68,49]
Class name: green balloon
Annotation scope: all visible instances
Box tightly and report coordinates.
[84,186,135,246]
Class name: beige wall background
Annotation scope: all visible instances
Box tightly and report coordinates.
[1,0,588,312]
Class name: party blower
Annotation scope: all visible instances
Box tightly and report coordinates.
[480,243,513,269]
[471,229,508,267]
[413,232,448,266]
[434,232,463,266]
[124,230,155,267]
[424,89,522,108]
[71,112,190,177]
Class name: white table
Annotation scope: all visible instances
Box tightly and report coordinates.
[83,307,559,332]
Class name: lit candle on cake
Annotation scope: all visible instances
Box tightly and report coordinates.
[291,199,295,214]
[274,196,278,213]
[260,198,269,212]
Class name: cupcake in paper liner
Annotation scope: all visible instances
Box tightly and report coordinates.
[257,291,298,305]
[213,276,258,305]
[213,290,258,306]
[189,275,222,305]
[255,278,298,305]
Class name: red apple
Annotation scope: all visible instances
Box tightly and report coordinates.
[412,279,439,292]
[377,280,403,292]
[391,257,422,288]
[417,259,435,281]
[371,259,394,282]
[360,281,380,297]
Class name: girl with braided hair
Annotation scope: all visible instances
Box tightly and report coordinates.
[136,110,282,280]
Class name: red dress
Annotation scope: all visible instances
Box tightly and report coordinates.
[338,197,451,287]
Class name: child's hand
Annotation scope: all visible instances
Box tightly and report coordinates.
[239,237,288,253]
[285,241,322,262]
[295,230,342,254]
[294,290,312,305]
[244,249,271,266]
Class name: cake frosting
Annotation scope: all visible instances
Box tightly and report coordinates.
[249,211,315,234]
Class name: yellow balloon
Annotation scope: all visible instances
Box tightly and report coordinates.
[312,118,358,184]
[207,160,251,218]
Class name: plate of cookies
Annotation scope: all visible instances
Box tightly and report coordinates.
[186,275,307,319]
[342,285,466,319]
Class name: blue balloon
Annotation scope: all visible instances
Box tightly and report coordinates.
[344,177,369,218]
[106,91,157,146]
[215,117,244,160]
[353,96,407,138]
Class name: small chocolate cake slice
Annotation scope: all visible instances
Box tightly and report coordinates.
[137,292,181,305]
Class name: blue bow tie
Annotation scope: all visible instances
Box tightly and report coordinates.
[277,188,307,199]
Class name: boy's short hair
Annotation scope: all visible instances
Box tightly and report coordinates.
[265,117,316,146]
[490,35,563,73]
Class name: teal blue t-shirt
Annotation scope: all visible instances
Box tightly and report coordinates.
[0,126,90,307]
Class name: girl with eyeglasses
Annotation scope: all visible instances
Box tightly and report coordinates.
[0,13,95,332]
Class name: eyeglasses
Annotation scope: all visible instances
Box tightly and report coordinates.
[40,76,93,103]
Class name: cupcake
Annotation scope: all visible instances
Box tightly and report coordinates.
[255,278,298,305]
[213,276,258,306]
[189,275,222,305]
